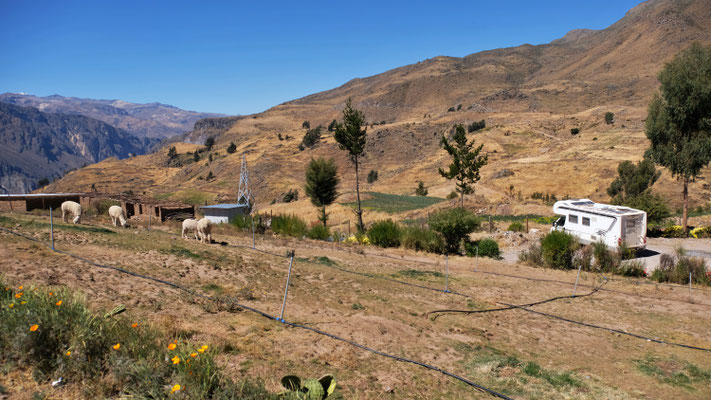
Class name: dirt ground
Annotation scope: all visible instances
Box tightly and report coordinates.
[1,211,710,399]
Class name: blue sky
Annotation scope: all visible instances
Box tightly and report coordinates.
[0,0,645,115]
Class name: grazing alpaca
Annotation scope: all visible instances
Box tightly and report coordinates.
[61,201,82,224]
[108,205,128,227]
[196,217,212,244]
[182,218,199,239]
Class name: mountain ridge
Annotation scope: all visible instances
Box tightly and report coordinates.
[0,93,225,140]
[0,102,157,193]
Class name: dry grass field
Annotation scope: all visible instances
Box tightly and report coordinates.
[2,211,710,399]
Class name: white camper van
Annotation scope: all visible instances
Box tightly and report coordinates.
[551,199,647,250]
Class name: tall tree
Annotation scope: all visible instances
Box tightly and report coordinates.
[304,157,339,227]
[334,98,367,232]
[204,136,215,151]
[607,158,661,203]
[439,124,488,208]
[645,43,711,233]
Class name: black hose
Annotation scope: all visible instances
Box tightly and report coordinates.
[427,283,604,320]
[500,302,711,353]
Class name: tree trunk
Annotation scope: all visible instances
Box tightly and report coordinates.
[322,205,327,228]
[682,176,689,234]
[354,156,364,232]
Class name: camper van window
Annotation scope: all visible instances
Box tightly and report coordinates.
[582,217,590,226]
[569,214,578,224]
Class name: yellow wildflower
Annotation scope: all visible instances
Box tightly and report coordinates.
[55,300,63,306]
[168,343,177,351]
[113,343,121,350]
[30,324,38,332]
[20,301,26,305]
[190,352,197,358]
[9,303,14,308]
[66,350,71,356]
[171,356,180,365]
[171,384,181,393]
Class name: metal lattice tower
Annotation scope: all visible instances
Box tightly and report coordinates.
[237,154,251,207]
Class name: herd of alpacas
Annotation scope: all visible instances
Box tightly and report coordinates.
[59,201,213,244]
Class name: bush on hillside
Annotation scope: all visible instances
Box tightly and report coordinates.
[507,221,525,232]
[271,214,308,238]
[367,220,401,248]
[519,242,543,266]
[401,226,445,254]
[367,170,378,184]
[541,231,578,269]
[464,238,500,259]
[429,208,481,254]
[307,224,330,241]
[650,248,709,285]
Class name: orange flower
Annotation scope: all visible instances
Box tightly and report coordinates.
[49,292,53,296]
[55,300,63,306]
[15,293,23,299]
[29,324,38,332]
[112,343,121,350]
[66,350,71,356]
[131,323,138,328]
[9,303,14,309]
[171,384,181,393]
[171,356,180,365]
[190,352,197,358]
[168,343,176,351]
[18,285,23,290]
[186,359,191,364]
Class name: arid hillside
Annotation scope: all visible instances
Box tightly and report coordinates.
[44,0,711,221]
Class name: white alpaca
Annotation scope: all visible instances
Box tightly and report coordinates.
[196,217,212,244]
[61,201,82,224]
[108,205,127,227]
[182,218,199,240]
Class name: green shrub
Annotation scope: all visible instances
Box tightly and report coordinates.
[651,248,709,285]
[271,214,308,238]
[605,112,614,125]
[467,120,486,133]
[0,281,275,398]
[308,224,330,241]
[617,260,647,277]
[570,128,580,135]
[401,226,445,254]
[230,214,252,230]
[519,242,544,266]
[592,241,619,273]
[464,238,500,259]
[367,220,401,248]
[367,170,378,184]
[507,221,525,232]
[429,208,481,254]
[541,231,578,269]
[446,191,458,200]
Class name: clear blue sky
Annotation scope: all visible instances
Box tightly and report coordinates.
[0,0,645,115]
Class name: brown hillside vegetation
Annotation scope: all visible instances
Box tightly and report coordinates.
[45,0,711,222]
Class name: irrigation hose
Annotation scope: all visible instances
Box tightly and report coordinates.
[0,225,513,399]
[499,302,711,353]
[426,283,605,321]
